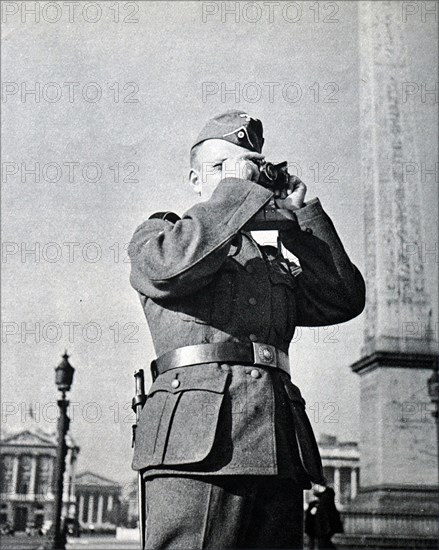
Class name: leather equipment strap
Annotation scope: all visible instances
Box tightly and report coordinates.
[152,342,290,379]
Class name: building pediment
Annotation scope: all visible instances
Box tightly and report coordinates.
[0,430,55,448]
[76,471,121,488]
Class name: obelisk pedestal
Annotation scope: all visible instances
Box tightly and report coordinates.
[337,2,438,549]
[341,352,439,549]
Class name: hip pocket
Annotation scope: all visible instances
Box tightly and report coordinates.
[132,366,229,470]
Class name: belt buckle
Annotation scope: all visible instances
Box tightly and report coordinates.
[252,343,277,368]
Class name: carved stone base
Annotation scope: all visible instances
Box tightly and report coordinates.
[351,351,438,489]
[334,533,438,550]
[344,348,439,549]
[334,485,438,549]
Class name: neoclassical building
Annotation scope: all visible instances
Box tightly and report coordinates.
[75,471,122,533]
[0,423,79,532]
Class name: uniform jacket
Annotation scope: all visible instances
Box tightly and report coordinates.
[128,177,366,487]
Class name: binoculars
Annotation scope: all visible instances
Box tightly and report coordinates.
[245,160,297,231]
[258,160,289,192]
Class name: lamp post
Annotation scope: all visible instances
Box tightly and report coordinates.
[52,351,75,550]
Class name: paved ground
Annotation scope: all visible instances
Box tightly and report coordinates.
[0,536,42,550]
[0,535,139,550]
[68,536,139,549]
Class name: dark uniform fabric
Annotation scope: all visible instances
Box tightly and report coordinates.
[128,174,365,549]
[144,475,304,550]
[128,177,365,481]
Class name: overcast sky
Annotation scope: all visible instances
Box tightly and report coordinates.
[2,1,437,485]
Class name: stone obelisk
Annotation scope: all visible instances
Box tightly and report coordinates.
[342,2,438,548]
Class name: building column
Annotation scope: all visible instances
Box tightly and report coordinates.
[107,494,113,512]
[11,455,19,495]
[78,495,84,524]
[351,468,358,499]
[47,458,54,497]
[68,447,79,521]
[334,467,341,505]
[87,494,94,524]
[29,455,37,500]
[63,448,71,504]
[97,495,104,526]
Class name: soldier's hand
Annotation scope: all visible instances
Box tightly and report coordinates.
[222,153,265,183]
[275,174,307,211]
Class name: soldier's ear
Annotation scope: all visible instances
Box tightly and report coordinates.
[189,169,202,196]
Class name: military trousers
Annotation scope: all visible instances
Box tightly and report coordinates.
[143,474,304,550]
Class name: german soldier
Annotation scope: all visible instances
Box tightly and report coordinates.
[128,110,365,549]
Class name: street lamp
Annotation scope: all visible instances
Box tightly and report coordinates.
[52,351,75,550]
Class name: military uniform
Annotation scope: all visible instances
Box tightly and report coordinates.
[128,111,366,549]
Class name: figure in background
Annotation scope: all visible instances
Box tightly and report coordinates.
[305,484,344,549]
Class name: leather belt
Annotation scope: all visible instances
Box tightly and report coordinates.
[152,342,290,379]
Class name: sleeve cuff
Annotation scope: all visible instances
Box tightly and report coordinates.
[211,177,273,229]
[293,197,323,227]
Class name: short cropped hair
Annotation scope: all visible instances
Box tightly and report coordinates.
[190,143,202,171]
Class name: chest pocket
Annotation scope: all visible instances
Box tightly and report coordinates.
[268,262,297,344]
[210,259,237,327]
[132,366,229,471]
[169,290,213,325]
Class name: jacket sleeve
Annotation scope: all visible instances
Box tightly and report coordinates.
[279,198,366,326]
[128,178,272,299]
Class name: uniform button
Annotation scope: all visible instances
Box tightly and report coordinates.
[248,297,257,306]
[237,131,245,138]
[249,334,258,342]
[171,379,180,389]
[250,369,261,379]
[246,265,254,274]
[221,364,231,371]
[305,227,313,234]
